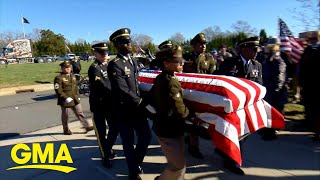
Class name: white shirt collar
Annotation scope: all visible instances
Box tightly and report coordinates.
[240,55,251,65]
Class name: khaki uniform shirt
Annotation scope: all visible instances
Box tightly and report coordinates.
[54,73,80,107]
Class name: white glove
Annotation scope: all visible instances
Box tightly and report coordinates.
[78,98,80,101]
[145,105,156,114]
[65,97,73,103]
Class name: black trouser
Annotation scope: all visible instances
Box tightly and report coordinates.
[92,111,119,159]
[119,119,151,174]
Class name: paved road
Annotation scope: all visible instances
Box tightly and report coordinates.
[0,90,91,140]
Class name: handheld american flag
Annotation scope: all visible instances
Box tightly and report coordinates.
[139,70,285,165]
[279,18,304,64]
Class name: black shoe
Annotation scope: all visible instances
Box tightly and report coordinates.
[128,173,142,180]
[63,129,72,135]
[108,150,117,160]
[154,175,160,180]
[102,158,112,168]
[224,161,245,175]
[188,146,204,159]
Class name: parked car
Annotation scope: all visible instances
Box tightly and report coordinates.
[64,53,76,60]
[35,55,54,63]
[79,53,90,61]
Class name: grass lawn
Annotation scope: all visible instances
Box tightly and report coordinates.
[0,61,92,88]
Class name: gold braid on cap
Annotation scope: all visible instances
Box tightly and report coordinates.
[112,33,130,41]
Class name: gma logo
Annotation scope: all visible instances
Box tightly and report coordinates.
[7,143,77,173]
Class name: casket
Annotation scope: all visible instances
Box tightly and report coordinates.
[138,69,285,165]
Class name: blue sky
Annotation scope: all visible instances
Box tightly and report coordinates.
[0,0,303,44]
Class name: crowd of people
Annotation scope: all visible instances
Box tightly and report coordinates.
[52,28,320,180]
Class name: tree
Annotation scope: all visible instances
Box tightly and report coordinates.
[37,29,66,56]
[0,32,21,48]
[170,32,185,44]
[231,20,257,36]
[131,34,153,47]
[292,0,320,31]
[259,29,267,45]
[202,26,222,41]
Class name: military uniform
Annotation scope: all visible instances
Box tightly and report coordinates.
[88,43,119,168]
[216,37,263,85]
[151,45,190,180]
[150,40,173,70]
[214,37,263,175]
[108,28,151,180]
[183,33,215,74]
[183,33,214,160]
[54,61,92,135]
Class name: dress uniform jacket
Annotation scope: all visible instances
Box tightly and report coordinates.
[183,52,215,74]
[151,70,189,138]
[54,73,80,107]
[88,60,112,112]
[216,56,263,85]
[107,54,142,123]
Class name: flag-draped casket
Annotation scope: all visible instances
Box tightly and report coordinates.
[138,70,285,165]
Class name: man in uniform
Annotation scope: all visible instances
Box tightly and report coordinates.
[88,42,118,168]
[150,40,173,70]
[214,36,262,175]
[151,45,193,180]
[54,61,93,135]
[183,33,215,74]
[107,28,151,180]
[182,33,215,159]
[216,36,263,85]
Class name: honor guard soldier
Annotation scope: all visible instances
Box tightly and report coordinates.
[183,33,215,74]
[216,36,263,85]
[182,33,215,160]
[54,61,93,135]
[214,36,263,175]
[88,42,119,168]
[150,40,174,70]
[108,28,151,180]
[151,45,193,180]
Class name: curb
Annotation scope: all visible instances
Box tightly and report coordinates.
[0,84,54,96]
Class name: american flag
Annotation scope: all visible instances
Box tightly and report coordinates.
[139,70,285,166]
[279,18,304,64]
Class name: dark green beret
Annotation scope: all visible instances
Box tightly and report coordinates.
[238,36,260,48]
[191,33,207,45]
[158,40,173,50]
[109,28,131,44]
[156,45,184,63]
[59,61,71,67]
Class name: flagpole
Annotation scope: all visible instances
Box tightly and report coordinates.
[21,14,25,39]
